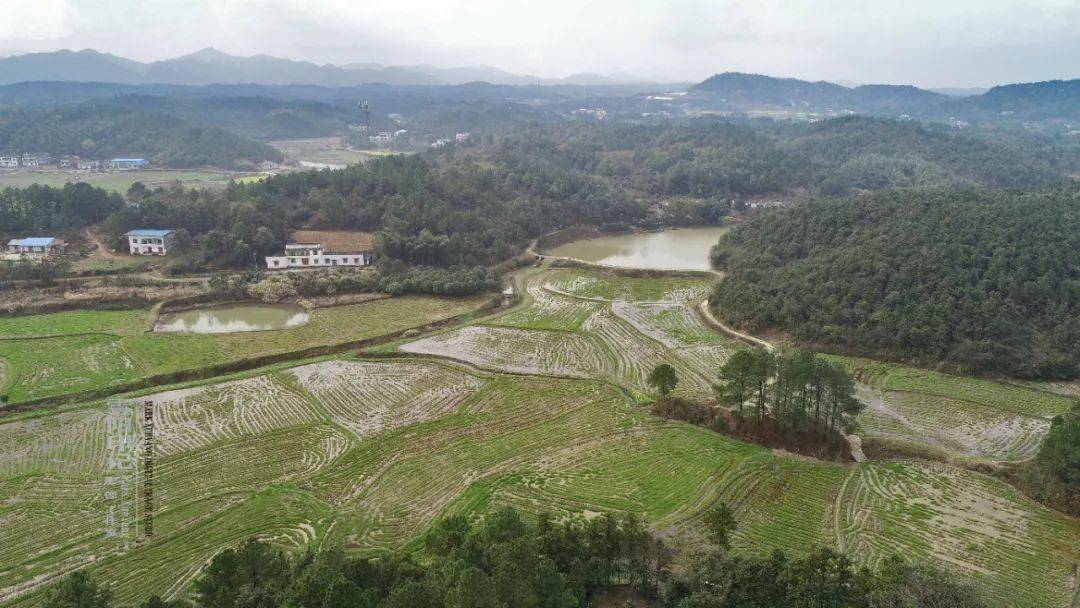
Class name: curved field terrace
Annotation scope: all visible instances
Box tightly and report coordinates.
[0,267,1076,608]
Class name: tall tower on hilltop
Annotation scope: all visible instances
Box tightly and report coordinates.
[358,101,371,132]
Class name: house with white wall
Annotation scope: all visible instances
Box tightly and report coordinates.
[110,158,149,170]
[6,237,66,256]
[265,230,374,270]
[125,229,175,255]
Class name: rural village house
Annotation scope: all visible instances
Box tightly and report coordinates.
[125,229,175,255]
[109,158,149,170]
[6,237,66,256]
[265,230,374,270]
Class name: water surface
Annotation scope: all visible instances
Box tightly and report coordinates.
[546,226,729,271]
[155,304,310,334]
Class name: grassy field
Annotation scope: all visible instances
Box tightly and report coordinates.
[1,267,1077,607]
[0,169,247,192]
[828,355,1073,461]
[71,256,152,273]
[0,295,488,403]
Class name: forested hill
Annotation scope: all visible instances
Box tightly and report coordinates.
[0,103,282,169]
[709,183,1080,379]
[690,72,1080,121]
[951,79,1080,120]
[692,73,951,114]
[780,116,1062,192]
[481,117,1065,200]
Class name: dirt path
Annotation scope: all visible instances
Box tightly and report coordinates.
[84,228,123,260]
[698,300,775,351]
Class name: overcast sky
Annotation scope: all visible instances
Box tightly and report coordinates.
[1,0,1078,87]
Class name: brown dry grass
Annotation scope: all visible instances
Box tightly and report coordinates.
[289,230,374,253]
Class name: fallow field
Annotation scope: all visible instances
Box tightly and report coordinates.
[0,295,488,403]
[830,355,1073,461]
[0,266,1076,607]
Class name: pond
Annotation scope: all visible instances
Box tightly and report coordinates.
[154,304,310,334]
[544,226,729,271]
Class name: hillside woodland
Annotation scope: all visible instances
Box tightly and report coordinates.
[709,183,1080,379]
[0,103,282,168]
[478,117,1067,201]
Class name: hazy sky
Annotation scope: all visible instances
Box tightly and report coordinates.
[1,0,1078,87]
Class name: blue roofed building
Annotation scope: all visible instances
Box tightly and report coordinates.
[124,229,175,256]
[6,236,66,257]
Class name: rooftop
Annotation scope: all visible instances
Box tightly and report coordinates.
[288,229,374,253]
[8,237,58,247]
[125,229,174,237]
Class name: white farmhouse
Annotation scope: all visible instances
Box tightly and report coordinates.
[125,229,175,255]
[0,156,19,168]
[265,230,374,270]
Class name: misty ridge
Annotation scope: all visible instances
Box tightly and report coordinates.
[0,47,667,87]
[1,47,1079,126]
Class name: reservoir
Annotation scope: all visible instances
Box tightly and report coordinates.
[545,226,729,271]
[154,304,310,334]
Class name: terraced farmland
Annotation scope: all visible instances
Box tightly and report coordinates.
[835,461,1080,607]
[1,267,1077,608]
[403,269,733,399]
[0,294,487,403]
[287,359,486,438]
[148,374,324,455]
[833,355,1072,461]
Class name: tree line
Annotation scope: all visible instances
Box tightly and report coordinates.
[1022,401,1080,516]
[39,505,986,608]
[0,182,124,233]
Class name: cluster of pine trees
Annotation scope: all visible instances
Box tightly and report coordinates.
[0,183,124,232]
[717,349,864,438]
[648,349,863,457]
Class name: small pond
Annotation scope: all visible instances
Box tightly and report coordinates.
[154,304,310,334]
[545,226,729,271]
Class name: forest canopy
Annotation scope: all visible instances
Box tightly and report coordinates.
[709,183,1080,379]
[0,103,282,169]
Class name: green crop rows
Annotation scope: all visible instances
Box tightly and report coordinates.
[1,268,1077,607]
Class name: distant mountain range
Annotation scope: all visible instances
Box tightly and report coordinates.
[689,72,1080,121]
[0,48,1076,126]
[0,48,664,87]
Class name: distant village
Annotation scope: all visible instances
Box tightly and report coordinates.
[5,226,376,272]
[0,153,150,171]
